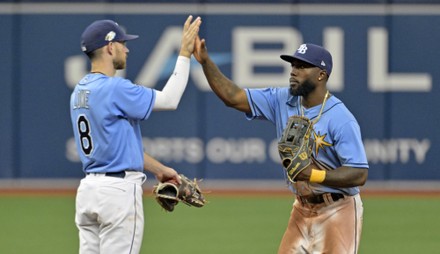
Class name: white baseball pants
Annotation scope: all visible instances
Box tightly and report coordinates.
[75,171,146,254]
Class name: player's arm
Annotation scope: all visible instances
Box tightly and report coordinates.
[153,15,202,111]
[297,165,368,188]
[297,120,368,187]
[194,36,251,113]
[143,152,182,184]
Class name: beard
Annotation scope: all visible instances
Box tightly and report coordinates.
[113,47,126,70]
[113,57,126,70]
[289,79,315,97]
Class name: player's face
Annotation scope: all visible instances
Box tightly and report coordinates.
[113,42,128,70]
[289,60,319,97]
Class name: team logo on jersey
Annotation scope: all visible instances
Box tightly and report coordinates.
[297,44,308,54]
[105,31,116,41]
[313,131,332,156]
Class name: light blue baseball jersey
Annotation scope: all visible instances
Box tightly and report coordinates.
[245,87,369,196]
[70,73,155,173]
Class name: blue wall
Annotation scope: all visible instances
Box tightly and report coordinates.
[0,1,438,180]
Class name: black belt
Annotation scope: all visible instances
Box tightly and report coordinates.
[105,171,126,178]
[86,171,126,178]
[297,193,345,205]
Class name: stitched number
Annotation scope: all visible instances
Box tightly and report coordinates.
[77,115,93,155]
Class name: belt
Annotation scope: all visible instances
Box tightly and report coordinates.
[297,193,345,205]
[86,171,126,178]
[105,171,126,178]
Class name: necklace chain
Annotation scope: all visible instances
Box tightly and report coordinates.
[300,90,330,124]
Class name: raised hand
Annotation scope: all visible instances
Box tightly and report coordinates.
[179,15,202,58]
[193,35,209,64]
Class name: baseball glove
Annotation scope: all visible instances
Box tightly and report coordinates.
[153,181,180,212]
[278,115,314,182]
[153,174,206,212]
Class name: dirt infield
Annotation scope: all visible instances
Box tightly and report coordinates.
[1,179,439,197]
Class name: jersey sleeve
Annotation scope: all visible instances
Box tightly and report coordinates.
[333,120,369,169]
[245,88,278,123]
[111,78,155,120]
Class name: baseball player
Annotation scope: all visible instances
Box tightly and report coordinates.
[70,16,201,253]
[194,39,368,254]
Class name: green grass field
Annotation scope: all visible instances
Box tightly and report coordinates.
[0,194,438,253]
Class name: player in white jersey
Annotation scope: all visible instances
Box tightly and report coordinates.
[194,38,368,253]
[70,16,201,253]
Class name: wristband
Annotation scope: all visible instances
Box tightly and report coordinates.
[309,169,326,183]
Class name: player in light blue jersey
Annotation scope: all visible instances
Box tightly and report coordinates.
[195,38,368,254]
[70,16,201,254]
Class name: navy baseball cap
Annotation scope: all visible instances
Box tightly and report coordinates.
[280,43,333,76]
[80,20,139,54]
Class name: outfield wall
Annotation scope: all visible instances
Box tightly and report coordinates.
[0,1,439,181]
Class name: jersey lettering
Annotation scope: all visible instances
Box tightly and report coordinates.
[73,90,90,109]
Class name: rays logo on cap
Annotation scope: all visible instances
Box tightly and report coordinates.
[297,44,308,54]
[105,31,116,41]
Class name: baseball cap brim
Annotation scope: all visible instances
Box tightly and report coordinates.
[120,34,139,41]
[280,55,319,68]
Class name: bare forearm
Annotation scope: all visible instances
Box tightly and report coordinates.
[299,166,368,188]
[143,152,166,175]
[202,58,239,102]
[321,167,368,188]
[202,58,249,111]
[194,35,250,112]
[143,152,181,183]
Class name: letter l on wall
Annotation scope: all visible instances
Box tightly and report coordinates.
[368,27,432,92]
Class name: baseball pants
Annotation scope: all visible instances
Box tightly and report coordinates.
[75,171,146,254]
[278,194,363,254]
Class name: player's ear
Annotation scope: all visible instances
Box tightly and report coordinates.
[318,70,327,81]
[106,42,114,55]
